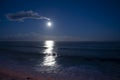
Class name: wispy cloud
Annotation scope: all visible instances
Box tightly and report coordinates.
[6,10,50,21]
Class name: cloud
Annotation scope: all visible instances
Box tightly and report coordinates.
[6,10,50,21]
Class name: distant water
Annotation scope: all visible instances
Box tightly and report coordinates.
[0,41,120,80]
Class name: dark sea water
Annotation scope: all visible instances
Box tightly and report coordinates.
[0,41,120,80]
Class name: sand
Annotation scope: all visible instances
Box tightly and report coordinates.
[0,67,119,80]
[0,68,55,80]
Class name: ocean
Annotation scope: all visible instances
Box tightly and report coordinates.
[0,41,120,80]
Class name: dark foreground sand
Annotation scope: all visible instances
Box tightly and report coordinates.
[0,68,55,80]
[0,67,119,80]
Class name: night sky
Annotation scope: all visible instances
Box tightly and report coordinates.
[0,0,120,41]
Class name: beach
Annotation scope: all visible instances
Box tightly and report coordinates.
[1,0,120,79]
[0,41,120,80]
[0,68,56,80]
[0,67,114,80]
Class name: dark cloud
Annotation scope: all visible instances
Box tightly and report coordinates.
[6,10,50,21]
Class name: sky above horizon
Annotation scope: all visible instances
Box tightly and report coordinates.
[0,0,120,41]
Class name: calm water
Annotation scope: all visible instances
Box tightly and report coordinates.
[0,41,120,80]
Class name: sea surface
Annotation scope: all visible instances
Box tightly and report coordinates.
[0,41,120,80]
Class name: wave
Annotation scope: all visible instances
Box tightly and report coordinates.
[59,47,120,51]
[1,44,120,51]
[0,47,120,62]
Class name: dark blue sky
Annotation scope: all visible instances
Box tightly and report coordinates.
[0,0,120,41]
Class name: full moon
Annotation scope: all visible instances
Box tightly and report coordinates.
[47,21,52,27]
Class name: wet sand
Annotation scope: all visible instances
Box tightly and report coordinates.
[0,67,119,80]
[0,68,55,80]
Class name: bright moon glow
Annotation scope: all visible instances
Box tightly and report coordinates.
[47,21,52,27]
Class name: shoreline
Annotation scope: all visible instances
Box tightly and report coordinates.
[0,67,34,80]
[0,67,54,80]
[0,66,119,80]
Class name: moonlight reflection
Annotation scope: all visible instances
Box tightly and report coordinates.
[43,40,57,66]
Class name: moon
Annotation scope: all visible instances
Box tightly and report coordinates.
[47,21,52,27]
